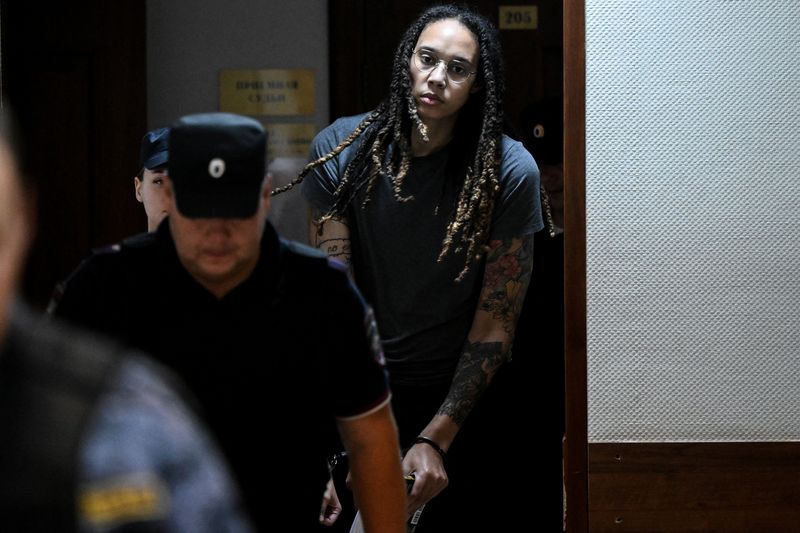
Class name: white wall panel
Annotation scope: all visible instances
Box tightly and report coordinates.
[586,1,800,441]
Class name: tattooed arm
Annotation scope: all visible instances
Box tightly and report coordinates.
[403,234,535,512]
[438,235,535,424]
[308,207,353,272]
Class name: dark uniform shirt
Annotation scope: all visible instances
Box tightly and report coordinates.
[52,221,391,531]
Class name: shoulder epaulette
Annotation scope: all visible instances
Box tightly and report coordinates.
[89,243,123,256]
[281,239,350,278]
[283,238,328,260]
[88,231,155,257]
[120,231,156,249]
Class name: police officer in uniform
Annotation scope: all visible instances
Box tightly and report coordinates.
[51,113,407,533]
[0,111,253,532]
[134,127,171,232]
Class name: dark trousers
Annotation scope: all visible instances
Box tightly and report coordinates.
[390,374,534,532]
[329,353,564,532]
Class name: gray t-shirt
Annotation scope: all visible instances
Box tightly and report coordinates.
[303,114,543,385]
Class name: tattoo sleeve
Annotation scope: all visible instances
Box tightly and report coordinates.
[438,340,505,426]
[479,235,535,335]
[437,234,535,427]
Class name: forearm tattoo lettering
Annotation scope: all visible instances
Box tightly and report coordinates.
[311,212,352,267]
[317,238,351,261]
[438,340,505,426]
[479,235,534,335]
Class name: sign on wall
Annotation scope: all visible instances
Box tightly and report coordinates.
[219,69,315,116]
[498,5,538,30]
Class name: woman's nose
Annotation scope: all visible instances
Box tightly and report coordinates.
[427,61,448,86]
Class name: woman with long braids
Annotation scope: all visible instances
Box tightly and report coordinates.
[284,4,543,529]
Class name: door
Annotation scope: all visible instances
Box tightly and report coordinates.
[1,0,147,307]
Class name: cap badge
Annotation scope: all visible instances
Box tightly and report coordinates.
[208,158,226,179]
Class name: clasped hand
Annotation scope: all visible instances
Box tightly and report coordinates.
[402,441,448,515]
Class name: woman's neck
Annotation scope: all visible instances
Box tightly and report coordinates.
[411,117,457,157]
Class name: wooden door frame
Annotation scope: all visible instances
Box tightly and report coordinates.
[563,0,587,531]
[0,0,146,308]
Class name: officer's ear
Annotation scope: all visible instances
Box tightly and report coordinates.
[134,176,143,203]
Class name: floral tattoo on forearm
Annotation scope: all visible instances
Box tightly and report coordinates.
[479,236,534,335]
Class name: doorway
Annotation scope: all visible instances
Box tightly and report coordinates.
[328,2,566,530]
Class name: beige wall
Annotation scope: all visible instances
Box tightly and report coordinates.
[146,0,329,129]
[146,0,325,243]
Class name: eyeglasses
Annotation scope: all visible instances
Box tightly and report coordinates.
[411,49,476,84]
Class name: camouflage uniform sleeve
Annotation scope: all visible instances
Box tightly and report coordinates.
[77,356,254,533]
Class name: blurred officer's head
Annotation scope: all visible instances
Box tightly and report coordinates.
[0,110,33,341]
[135,127,171,232]
[166,113,271,299]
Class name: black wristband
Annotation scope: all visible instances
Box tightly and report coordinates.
[414,436,447,461]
